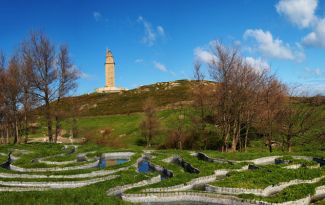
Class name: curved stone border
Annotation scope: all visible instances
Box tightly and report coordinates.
[0,175,118,189]
[206,176,325,196]
[245,156,280,165]
[107,175,161,196]
[0,187,50,192]
[122,192,311,205]
[284,164,320,170]
[143,170,228,193]
[0,166,129,179]
[9,160,99,172]
[101,152,134,159]
[35,151,97,165]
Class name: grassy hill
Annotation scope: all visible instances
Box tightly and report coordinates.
[30,79,325,151]
[57,79,202,117]
[31,80,208,147]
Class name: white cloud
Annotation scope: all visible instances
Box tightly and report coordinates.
[157,26,165,36]
[303,18,325,48]
[194,47,218,64]
[295,82,325,96]
[153,61,167,72]
[276,0,318,28]
[93,11,102,21]
[137,16,165,46]
[303,67,323,77]
[135,59,144,64]
[244,29,304,61]
[245,57,270,73]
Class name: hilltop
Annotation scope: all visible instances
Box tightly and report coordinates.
[57,80,215,117]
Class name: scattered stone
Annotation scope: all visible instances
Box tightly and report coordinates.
[275,158,292,165]
[0,152,12,170]
[248,164,259,170]
[313,158,325,166]
[77,153,88,162]
[172,157,200,174]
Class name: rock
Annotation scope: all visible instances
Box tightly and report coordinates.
[31,159,40,163]
[275,158,292,165]
[248,164,259,170]
[172,157,200,174]
[77,154,88,162]
[313,158,325,166]
[0,152,13,170]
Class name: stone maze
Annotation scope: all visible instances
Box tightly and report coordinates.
[0,144,325,204]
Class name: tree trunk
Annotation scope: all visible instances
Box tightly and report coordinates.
[45,91,53,142]
[55,115,60,143]
[24,112,29,143]
[244,125,249,152]
[14,118,19,144]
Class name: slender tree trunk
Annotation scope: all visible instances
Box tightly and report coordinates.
[6,125,9,144]
[45,99,52,143]
[55,115,60,143]
[244,125,249,152]
[287,135,292,152]
[24,112,28,143]
[14,119,19,144]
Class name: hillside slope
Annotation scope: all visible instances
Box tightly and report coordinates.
[59,80,202,117]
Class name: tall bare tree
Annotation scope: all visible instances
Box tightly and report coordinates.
[140,98,160,147]
[21,32,78,142]
[54,45,79,142]
[22,32,57,142]
[2,55,23,143]
[278,94,323,152]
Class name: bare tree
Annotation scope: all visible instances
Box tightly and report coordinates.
[140,98,160,147]
[257,76,287,152]
[192,62,212,149]
[278,93,323,152]
[21,32,78,143]
[2,55,23,143]
[22,32,57,142]
[54,45,79,143]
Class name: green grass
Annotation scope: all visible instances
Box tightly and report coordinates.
[0,143,325,204]
[210,165,325,189]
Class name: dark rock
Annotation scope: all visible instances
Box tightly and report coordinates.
[172,157,200,174]
[0,152,13,170]
[275,159,292,165]
[31,159,40,163]
[248,164,259,170]
[313,158,325,166]
[197,152,214,162]
[67,147,76,155]
[197,152,235,165]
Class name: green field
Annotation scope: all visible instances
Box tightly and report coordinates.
[0,143,324,204]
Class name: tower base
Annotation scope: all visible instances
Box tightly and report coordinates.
[96,86,127,93]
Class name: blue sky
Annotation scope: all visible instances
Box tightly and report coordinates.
[1,0,325,95]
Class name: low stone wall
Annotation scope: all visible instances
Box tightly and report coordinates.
[206,176,325,196]
[122,192,311,205]
[0,175,118,189]
[9,160,99,172]
[246,156,280,165]
[107,175,161,196]
[143,170,229,193]
[0,166,128,179]
[285,164,302,169]
[0,187,50,192]
[101,152,134,160]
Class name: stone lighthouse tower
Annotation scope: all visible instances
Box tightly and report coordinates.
[96,49,126,93]
[105,49,115,88]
